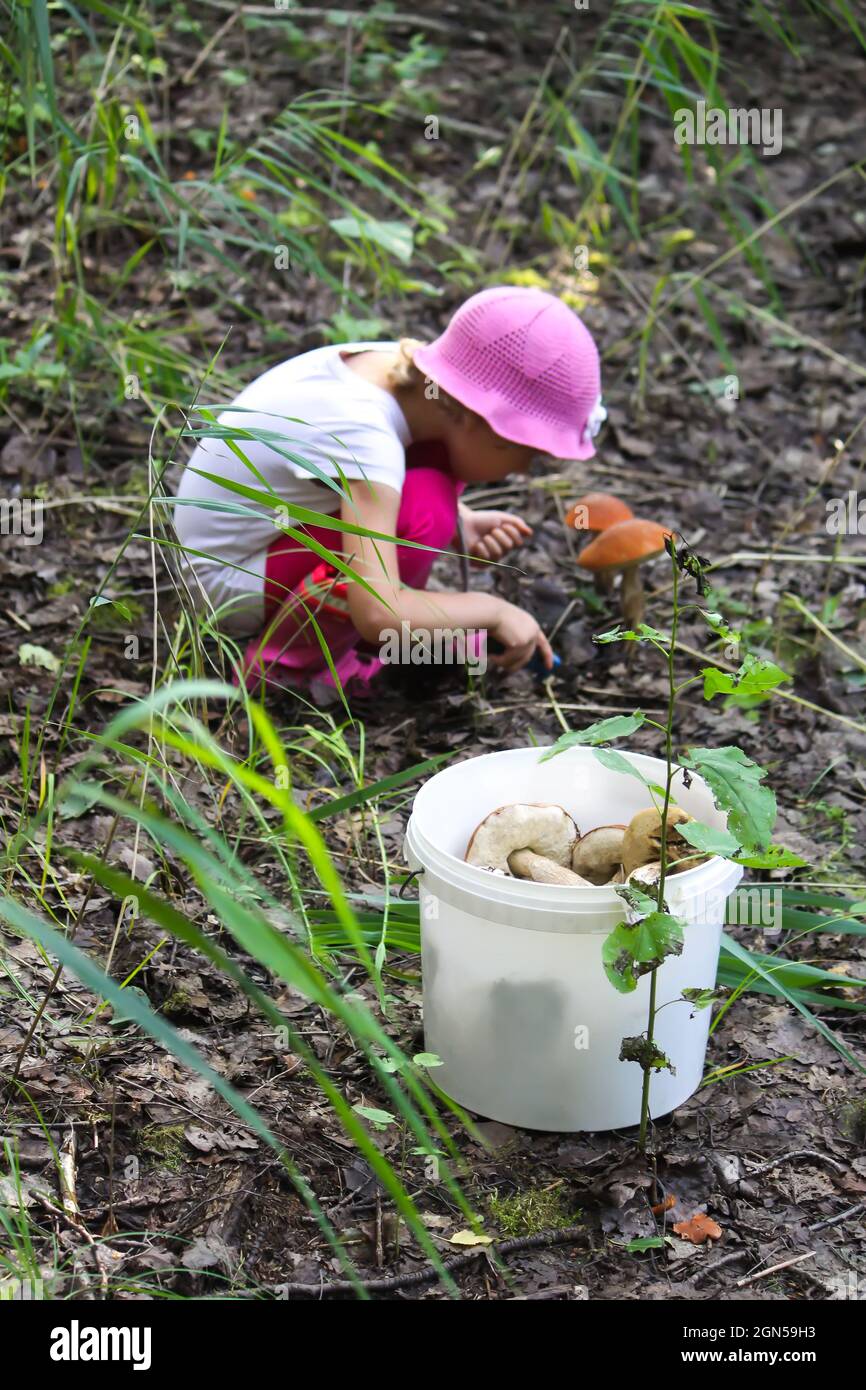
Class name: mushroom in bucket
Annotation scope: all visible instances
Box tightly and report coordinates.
[465,803,590,884]
[465,802,709,887]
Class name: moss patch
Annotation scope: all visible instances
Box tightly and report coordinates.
[487,1185,576,1238]
[139,1124,186,1171]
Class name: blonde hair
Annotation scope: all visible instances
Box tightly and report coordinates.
[387,337,475,425]
[386,337,427,390]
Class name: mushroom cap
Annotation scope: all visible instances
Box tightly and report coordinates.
[571,824,627,885]
[565,492,634,533]
[465,802,579,873]
[622,806,698,875]
[578,518,672,574]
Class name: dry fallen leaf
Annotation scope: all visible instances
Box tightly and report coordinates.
[449,1230,493,1247]
[673,1211,723,1244]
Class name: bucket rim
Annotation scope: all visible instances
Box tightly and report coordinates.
[405,743,743,910]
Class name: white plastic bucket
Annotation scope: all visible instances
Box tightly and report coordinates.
[404,745,743,1132]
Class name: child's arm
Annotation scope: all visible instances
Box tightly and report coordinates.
[341,482,552,672]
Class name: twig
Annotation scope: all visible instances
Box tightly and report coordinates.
[182,4,243,84]
[809,1201,866,1234]
[455,511,470,594]
[543,679,570,734]
[484,701,668,717]
[785,593,866,676]
[690,1248,754,1285]
[330,13,355,191]
[549,597,579,643]
[735,1250,816,1287]
[204,2,454,32]
[744,1149,848,1180]
[257,1224,588,1298]
[58,1126,80,1220]
[707,551,866,567]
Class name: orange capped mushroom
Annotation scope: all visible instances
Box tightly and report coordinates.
[565,492,634,534]
[566,493,635,595]
[578,518,672,628]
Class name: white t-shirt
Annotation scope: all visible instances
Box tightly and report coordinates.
[172,343,410,634]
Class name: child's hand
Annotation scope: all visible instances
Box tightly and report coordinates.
[489,600,553,673]
[460,507,532,566]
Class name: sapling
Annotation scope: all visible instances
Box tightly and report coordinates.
[545,535,801,1153]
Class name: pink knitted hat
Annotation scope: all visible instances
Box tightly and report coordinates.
[413,286,604,460]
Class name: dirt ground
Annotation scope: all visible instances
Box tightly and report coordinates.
[1,1,865,1300]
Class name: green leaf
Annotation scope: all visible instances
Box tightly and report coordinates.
[682,746,776,852]
[353,1105,397,1129]
[678,820,741,857]
[595,623,668,644]
[615,883,659,917]
[700,610,741,643]
[329,216,414,263]
[591,747,652,787]
[703,654,790,702]
[328,312,387,342]
[541,712,645,759]
[58,779,106,820]
[89,594,132,622]
[110,984,152,1027]
[602,912,685,993]
[308,755,452,822]
[413,1053,443,1068]
[734,844,807,869]
[692,283,736,372]
[681,987,718,1011]
[625,1236,668,1252]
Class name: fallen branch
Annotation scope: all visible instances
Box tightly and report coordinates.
[744,1149,848,1180]
[257,1225,588,1299]
[808,1200,866,1233]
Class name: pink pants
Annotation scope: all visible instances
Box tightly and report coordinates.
[243,452,461,693]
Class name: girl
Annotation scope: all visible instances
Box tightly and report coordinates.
[173,286,605,698]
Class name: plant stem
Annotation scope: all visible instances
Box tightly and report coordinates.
[637,968,658,1154]
[638,546,680,1153]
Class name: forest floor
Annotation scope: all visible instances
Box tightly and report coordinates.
[2,1,865,1300]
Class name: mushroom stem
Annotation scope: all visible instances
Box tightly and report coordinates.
[508,849,590,886]
[575,530,613,597]
[581,530,612,595]
[620,566,645,629]
[595,571,614,596]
